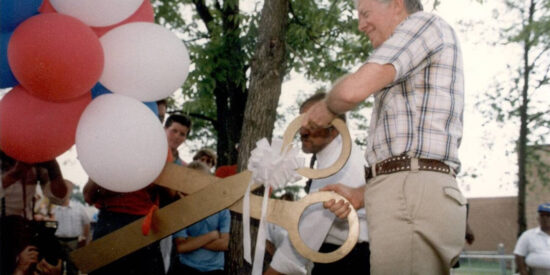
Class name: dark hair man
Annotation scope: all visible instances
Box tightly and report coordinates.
[265,93,370,275]
[164,114,192,165]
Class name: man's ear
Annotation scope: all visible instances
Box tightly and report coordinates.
[391,0,405,12]
[329,127,340,139]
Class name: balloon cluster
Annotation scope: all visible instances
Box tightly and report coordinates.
[0,0,190,192]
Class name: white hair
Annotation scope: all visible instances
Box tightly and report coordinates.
[354,0,423,13]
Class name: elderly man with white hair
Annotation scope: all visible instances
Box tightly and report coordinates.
[303,0,467,274]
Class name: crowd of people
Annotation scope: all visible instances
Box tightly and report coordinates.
[1,0,548,274]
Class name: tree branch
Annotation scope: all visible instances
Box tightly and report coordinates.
[192,0,214,34]
[527,109,550,124]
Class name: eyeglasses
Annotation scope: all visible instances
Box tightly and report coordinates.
[299,126,334,139]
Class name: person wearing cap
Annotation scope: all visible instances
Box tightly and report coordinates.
[514,203,550,275]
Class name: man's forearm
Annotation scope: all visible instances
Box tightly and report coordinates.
[175,231,219,253]
[326,63,396,114]
[1,168,25,187]
[40,160,67,198]
[515,255,529,275]
[202,233,229,251]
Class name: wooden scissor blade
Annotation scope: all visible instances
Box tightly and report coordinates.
[154,162,217,194]
[71,169,253,273]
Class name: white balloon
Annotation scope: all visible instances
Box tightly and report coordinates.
[99,22,190,102]
[50,0,142,27]
[75,94,167,192]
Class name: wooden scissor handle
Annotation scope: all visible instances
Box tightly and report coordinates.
[264,191,359,263]
[281,114,352,179]
[234,191,359,263]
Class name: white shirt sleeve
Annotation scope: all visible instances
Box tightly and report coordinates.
[269,137,367,273]
[513,230,530,256]
[270,203,334,274]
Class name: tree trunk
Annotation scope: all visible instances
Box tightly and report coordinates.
[227,0,289,273]
[213,0,248,167]
[517,0,535,236]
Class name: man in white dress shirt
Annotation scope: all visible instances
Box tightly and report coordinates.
[265,93,370,275]
[54,181,91,275]
[514,203,550,275]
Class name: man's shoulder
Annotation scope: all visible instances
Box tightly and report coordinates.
[407,11,444,23]
[403,11,453,33]
[519,227,542,238]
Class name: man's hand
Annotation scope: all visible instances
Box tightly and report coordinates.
[14,246,39,275]
[35,258,62,275]
[301,100,335,131]
[465,223,475,245]
[2,161,33,188]
[321,184,365,209]
[323,199,352,219]
[320,184,366,219]
[37,160,67,199]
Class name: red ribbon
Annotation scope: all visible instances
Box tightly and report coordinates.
[142,205,159,235]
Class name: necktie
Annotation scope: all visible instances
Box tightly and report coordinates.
[304,154,316,194]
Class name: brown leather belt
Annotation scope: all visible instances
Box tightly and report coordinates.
[365,155,453,180]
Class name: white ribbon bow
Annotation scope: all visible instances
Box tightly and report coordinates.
[243,138,303,275]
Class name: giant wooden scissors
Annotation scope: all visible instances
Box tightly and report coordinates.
[71,115,359,273]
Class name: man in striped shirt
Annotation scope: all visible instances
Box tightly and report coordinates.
[304,0,467,274]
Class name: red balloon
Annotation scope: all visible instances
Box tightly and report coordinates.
[7,13,103,102]
[0,85,91,163]
[92,0,154,37]
[38,0,57,13]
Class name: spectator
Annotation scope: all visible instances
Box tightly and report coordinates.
[157,99,168,123]
[53,180,91,275]
[514,203,550,275]
[215,144,238,179]
[1,151,67,275]
[265,93,370,275]
[83,178,165,275]
[164,114,192,166]
[192,148,217,169]
[169,161,230,275]
[159,114,193,273]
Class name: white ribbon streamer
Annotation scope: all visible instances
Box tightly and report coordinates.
[243,138,303,274]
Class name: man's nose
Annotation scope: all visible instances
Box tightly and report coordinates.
[358,18,367,33]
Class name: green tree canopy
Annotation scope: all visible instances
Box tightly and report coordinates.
[153,0,371,166]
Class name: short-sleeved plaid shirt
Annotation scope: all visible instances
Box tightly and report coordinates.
[365,11,464,172]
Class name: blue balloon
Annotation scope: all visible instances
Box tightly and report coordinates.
[143,101,159,117]
[0,31,18,88]
[91,82,112,99]
[0,0,43,32]
[91,82,159,117]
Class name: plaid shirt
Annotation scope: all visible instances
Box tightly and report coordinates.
[365,11,464,172]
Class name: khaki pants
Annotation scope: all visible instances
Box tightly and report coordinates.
[364,169,467,275]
